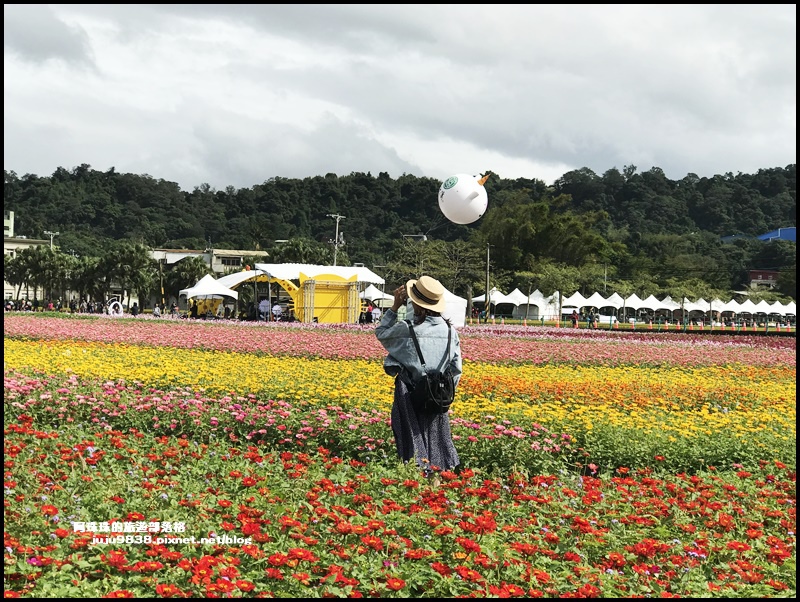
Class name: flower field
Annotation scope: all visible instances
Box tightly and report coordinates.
[3,314,796,597]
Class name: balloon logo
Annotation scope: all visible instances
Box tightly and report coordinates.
[438,174,490,224]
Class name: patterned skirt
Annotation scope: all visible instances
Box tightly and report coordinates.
[391,377,460,473]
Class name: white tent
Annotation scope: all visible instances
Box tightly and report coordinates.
[441,288,468,328]
[505,288,530,306]
[640,295,664,311]
[360,284,392,302]
[472,287,505,304]
[709,299,727,313]
[216,269,270,290]
[785,301,796,315]
[253,263,384,284]
[721,299,742,314]
[738,299,759,314]
[624,293,646,310]
[562,291,588,308]
[514,289,554,319]
[604,292,625,309]
[768,300,786,315]
[753,299,773,314]
[180,274,239,300]
[660,296,681,311]
[404,286,467,327]
[583,291,609,310]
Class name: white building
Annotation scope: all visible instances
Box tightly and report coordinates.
[4,211,50,300]
[150,248,269,276]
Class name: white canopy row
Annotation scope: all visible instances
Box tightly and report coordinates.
[472,288,796,316]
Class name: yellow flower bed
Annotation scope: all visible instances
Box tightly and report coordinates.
[5,339,795,447]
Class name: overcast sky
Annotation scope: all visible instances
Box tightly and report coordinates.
[4,4,796,192]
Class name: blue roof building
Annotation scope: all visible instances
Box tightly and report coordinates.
[756,227,796,243]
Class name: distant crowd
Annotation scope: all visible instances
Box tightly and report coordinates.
[4,297,108,313]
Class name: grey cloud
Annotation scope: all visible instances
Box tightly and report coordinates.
[4,4,93,66]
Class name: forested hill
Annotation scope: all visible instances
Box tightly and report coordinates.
[3,163,796,296]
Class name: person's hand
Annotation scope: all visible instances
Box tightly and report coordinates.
[391,285,407,311]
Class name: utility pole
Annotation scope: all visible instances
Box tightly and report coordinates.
[485,243,491,323]
[43,230,60,250]
[327,214,346,266]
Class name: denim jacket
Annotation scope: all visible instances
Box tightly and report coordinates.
[375,308,462,388]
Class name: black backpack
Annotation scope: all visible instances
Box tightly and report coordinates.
[404,320,456,415]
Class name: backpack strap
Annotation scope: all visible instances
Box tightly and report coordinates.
[405,320,451,372]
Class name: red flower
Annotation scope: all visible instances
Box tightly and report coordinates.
[288,548,319,562]
[241,522,260,536]
[41,505,58,516]
[576,584,601,597]
[455,565,483,583]
[242,477,257,487]
[236,580,255,592]
[360,535,383,551]
[335,522,353,535]
[544,532,560,545]
[430,562,452,576]
[155,584,182,597]
[265,568,284,580]
[385,577,405,591]
[53,528,69,539]
[103,591,135,598]
[101,550,128,570]
[456,537,481,553]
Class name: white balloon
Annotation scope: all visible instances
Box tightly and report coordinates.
[438,173,489,224]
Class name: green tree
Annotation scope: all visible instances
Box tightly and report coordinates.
[4,253,28,301]
[269,237,333,265]
[776,262,796,299]
[70,256,104,303]
[15,245,54,301]
[99,242,156,307]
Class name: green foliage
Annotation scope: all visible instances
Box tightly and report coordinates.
[4,163,796,300]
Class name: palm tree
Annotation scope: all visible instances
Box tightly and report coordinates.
[4,253,27,301]
[270,237,333,264]
[99,242,156,307]
[15,245,53,302]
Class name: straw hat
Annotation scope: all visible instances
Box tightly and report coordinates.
[406,275,447,312]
